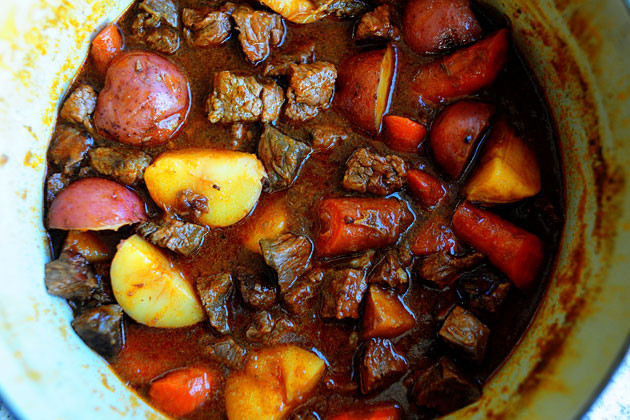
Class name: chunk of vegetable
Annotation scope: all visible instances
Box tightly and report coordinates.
[144,148,267,228]
[383,116,427,153]
[110,234,205,327]
[362,285,415,339]
[91,24,123,75]
[149,367,215,417]
[406,169,446,208]
[410,214,459,256]
[330,403,402,420]
[63,231,113,263]
[452,202,544,288]
[225,373,285,420]
[239,199,289,254]
[259,0,334,23]
[277,345,326,404]
[47,177,147,231]
[464,120,541,203]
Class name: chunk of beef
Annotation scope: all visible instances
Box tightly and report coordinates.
[418,251,484,289]
[345,249,376,270]
[71,304,123,359]
[245,311,295,343]
[258,124,311,191]
[245,311,274,340]
[283,269,324,314]
[48,125,93,175]
[263,40,316,77]
[235,266,277,310]
[206,71,284,123]
[88,147,152,185]
[355,5,400,41]
[285,62,338,122]
[175,189,209,219]
[145,26,179,54]
[360,338,407,394]
[260,233,313,293]
[45,251,98,301]
[138,0,178,28]
[368,249,411,292]
[458,265,511,313]
[412,357,481,415]
[46,172,70,205]
[439,306,490,362]
[232,5,284,63]
[132,0,180,54]
[60,84,97,130]
[182,7,233,47]
[328,0,370,18]
[311,125,348,151]
[321,268,368,319]
[196,273,233,334]
[137,217,206,256]
[200,336,247,369]
[343,148,407,195]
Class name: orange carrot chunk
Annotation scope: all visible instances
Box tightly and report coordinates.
[330,402,402,420]
[149,367,215,417]
[406,169,446,207]
[91,24,123,75]
[410,213,460,256]
[384,116,427,153]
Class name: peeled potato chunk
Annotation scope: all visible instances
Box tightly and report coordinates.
[278,345,326,404]
[225,374,285,420]
[464,121,541,203]
[259,0,334,23]
[110,234,204,328]
[239,199,289,254]
[144,148,267,228]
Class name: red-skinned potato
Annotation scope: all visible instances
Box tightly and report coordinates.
[403,0,482,55]
[47,177,147,231]
[94,51,190,146]
[412,29,509,104]
[335,44,397,134]
[430,100,495,179]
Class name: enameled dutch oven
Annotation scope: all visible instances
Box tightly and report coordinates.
[0,0,628,419]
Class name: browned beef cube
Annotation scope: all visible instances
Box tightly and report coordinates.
[88,147,152,185]
[471,282,510,313]
[232,5,284,63]
[145,26,179,54]
[138,0,179,28]
[311,125,348,152]
[60,85,97,130]
[412,357,481,415]
[458,265,511,313]
[368,249,411,292]
[439,306,490,361]
[355,5,400,41]
[321,268,368,319]
[328,0,369,18]
[345,249,376,270]
[263,40,315,77]
[48,125,93,175]
[235,266,277,310]
[132,0,180,53]
[200,336,247,369]
[418,251,485,289]
[245,311,295,344]
[360,338,407,393]
[283,269,324,314]
[182,7,233,47]
[137,217,206,256]
[260,81,285,123]
[196,273,233,334]
[285,62,337,122]
[71,304,123,359]
[343,148,407,196]
[45,251,98,301]
[258,125,311,191]
[260,233,313,293]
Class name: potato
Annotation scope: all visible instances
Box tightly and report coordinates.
[335,44,397,134]
[63,231,113,263]
[47,177,147,231]
[144,148,267,228]
[259,0,334,23]
[362,285,415,339]
[239,200,289,253]
[225,373,285,420]
[464,120,541,203]
[110,234,204,328]
[278,345,326,404]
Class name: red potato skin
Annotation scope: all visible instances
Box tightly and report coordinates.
[47,177,147,230]
[316,197,412,257]
[430,100,495,179]
[407,169,446,207]
[410,213,459,255]
[403,0,482,55]
[412,29,509,104]
[94,51,190,146]
[330,403,402,420]
[452,202,544,288]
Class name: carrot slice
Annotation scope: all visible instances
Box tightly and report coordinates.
[91,24,123,75]
[149,367,215,417]
[330,402,402,420]
[384,116,427,153]
[406,169,446,207]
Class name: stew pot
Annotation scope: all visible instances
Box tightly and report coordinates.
[0,0,628,418]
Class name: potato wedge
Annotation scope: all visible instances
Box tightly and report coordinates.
[259,0,334,23]
[225,373,285,420]
[278,345,326,404]
[239,199,289,254]
[63,231,113,263]
[362,285,415,339]
[110,234,204,328]
[144,148,267,228]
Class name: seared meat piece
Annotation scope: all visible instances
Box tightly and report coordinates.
[206,71,284,123]
[235,266,277,310]
[46,172,70,205]
[88,147,152,185]
[137,217,206,256]
[263,40,316,77]
[285,62,337,122]
[45,251,98,301]
[175,189,209,220]
[458,265,511,313]
[71,304,123,359]
[48,125,93,175]
[343,148,407,195]
[355,5,400,41]
[138,0,178,28]
[258,125,311,191]
[368,249,411,292]
[200,336,247,369]
[146,26,179,53]
[439,306,490,361]
[320,268,368,320]
[283,269,324,314]
[328,0,369,18]
[132,0,180,54]
[345,249,376,270]
[418,251,484,289]
[412,357,481,415]
[232,5,284,63]
[260,233,313,293]
[182,7,233,47]
[360,338,407,393]
[245,311,295,343]
[196,273,233,334]
[60,84,97,130]
[311,125,348,151]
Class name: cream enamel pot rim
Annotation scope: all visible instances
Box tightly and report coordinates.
[0,0,629,419]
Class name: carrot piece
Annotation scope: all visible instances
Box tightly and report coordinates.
[330,402,402,420]
[91,24,123,75]
[406,169,446,207]
[149,367,215,417]
[452,202,544,288]
[316,197,412,257]
[384,116,427,153]
[412,29,509,103]
[410,213,460,256]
